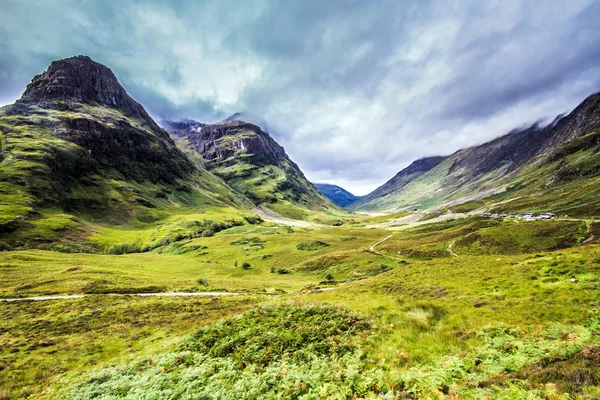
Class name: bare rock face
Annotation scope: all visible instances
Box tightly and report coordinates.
[168,119,286,164]
[17,55,155,125]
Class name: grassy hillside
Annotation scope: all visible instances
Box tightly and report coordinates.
[351,92,600,216]
[169,120,343,222]
[0,57,245,252]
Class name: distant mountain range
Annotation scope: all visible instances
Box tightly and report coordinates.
[313,183,360,207]
[350,91,600,216]
[2,54,600,253]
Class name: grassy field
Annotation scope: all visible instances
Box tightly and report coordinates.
[1,215,600,399]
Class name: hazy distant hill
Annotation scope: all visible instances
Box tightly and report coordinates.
[313,183,360,207]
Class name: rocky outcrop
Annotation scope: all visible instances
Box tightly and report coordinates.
[167,120,286,164]
[166,117,337,212]
[15,55,160,129]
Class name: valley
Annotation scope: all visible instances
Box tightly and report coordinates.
[1,56,600,399]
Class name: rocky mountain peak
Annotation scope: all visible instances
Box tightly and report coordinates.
[18,55,152,122]
[167,119,286,163]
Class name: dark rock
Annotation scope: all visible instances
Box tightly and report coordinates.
[18,55,155,125]
[168,119,286,163]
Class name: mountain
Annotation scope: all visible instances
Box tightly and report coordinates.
[350,91,600,216]
[0,56,241,250]
[313,183,360,207]
[165,117,340,219]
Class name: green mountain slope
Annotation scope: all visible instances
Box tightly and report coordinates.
[0,56,243,250]
[313,183,360,207]
[351,91,600,216]
[165,117,342,220]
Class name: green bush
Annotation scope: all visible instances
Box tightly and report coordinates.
[296,241,330,251]
[243,214,263,224]
[241,262,251,270]
[230,237,266,251]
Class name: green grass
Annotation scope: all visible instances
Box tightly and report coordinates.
[1,295,258,399]
[454,219,589,255]
[1,211,600,398]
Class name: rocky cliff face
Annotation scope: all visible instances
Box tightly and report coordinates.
[166,118,338,214]
[3,56,195,186]
[17,55,155,125]
[168,120,286,164]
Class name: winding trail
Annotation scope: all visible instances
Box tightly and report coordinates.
[0,292,239,302]
[447,239,459,258]
[368,235,405,262]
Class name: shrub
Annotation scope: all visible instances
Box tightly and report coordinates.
[277,268,290,274]
[296,241,330,251]
[230,237,266,251]
[241,262,251,270]
[69,305,378,400]
[326,273,334,281]
[243,214,263,225]
[197,278,208,286]
[201,228,215,237]
[379,264,392,272]
[106,243,148,255]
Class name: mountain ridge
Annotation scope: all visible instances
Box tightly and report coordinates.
[0,55,243,250]
[350,90,600,215]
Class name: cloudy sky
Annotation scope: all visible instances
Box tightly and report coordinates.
[1,0,600,194]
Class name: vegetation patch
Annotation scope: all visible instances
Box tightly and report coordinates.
[229,236,266,251]
[296,241,330,251]
[454,220,588,255]
[64,305,387,399]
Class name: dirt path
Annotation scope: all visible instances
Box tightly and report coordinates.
[0,292,239,302]
[254,206,320,227]
[368,235,405,262]
[447,239,459,258]
[0,295,86,302]
[369,235,393,252]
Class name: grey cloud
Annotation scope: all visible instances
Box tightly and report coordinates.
[1,0,599,195]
